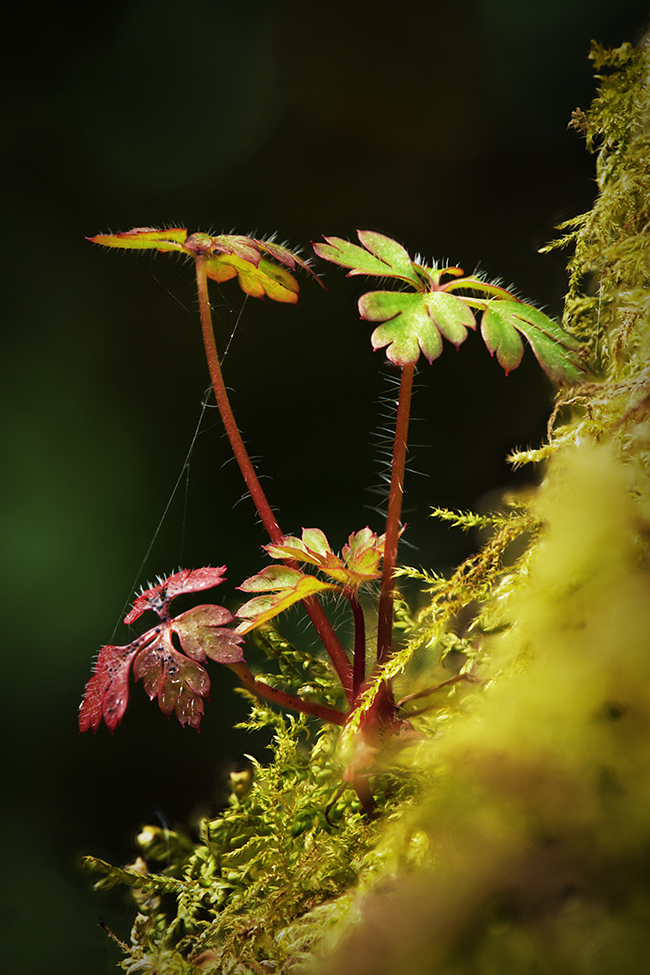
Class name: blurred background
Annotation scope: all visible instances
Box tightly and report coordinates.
[2,1,649,971]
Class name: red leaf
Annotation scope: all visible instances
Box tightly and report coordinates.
[132,631,211,730]
[79,567,244,732]
[78,642,143,733]
[173,605,246,664]
[124,567,227,624]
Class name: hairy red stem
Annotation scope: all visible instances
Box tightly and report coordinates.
[195,256,353,701]
[376,362,414,665]
[349,592,366,702]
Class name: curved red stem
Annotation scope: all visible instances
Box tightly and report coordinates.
[195,255,353,701]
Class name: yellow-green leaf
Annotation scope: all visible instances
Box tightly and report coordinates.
[205,253,300,303]
[235,572,338,634]
[88,227,189,252]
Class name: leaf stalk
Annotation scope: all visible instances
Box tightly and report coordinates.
[195,255,354,701]
[376,362,414,665]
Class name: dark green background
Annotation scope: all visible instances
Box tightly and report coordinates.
[3,1,648,971]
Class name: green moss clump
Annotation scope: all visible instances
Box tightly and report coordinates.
[85,710,416,973]
[308,39,650,975]
[313,441,650,975]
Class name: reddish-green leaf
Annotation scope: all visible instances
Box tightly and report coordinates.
[480,300,586,384]
[341,527,386,585]
[88,227,189,252]
[79,567,243,732]
[238,565,306,593]
[360,291,476,366]
[265,529,340,572]
[89,228,319,303]
[257,239,320,280]
[173,604,245,665]
[204,254,300,303]
[204,234,263,265]
[265,527,385,588]
[313,232,423,288]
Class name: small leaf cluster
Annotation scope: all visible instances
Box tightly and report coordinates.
[88,227,320,303]
[235,527,385,634]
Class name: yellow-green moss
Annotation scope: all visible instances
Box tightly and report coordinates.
[307,39,650,975]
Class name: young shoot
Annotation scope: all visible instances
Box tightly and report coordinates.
[81,226,585,812]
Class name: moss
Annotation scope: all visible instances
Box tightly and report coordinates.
[308,39,650,975]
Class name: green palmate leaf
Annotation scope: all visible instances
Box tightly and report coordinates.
[360,291,476,366]
[235,566,339,634]
[313,231,423,288]
[480,299,586,384]
[265,527,385,588]
[314,229,585,382]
